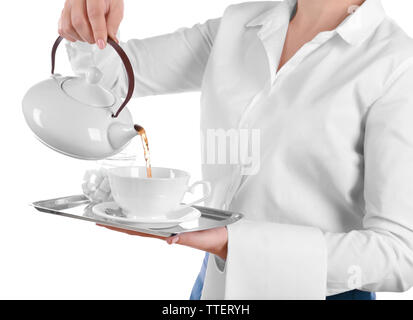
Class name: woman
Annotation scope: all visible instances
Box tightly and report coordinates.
[59,0,413,299]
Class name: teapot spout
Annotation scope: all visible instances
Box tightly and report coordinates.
[107,122,139,150]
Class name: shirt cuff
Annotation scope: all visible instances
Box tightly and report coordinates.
[224,219,327,299]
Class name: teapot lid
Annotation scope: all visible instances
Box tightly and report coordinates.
[62,67,115,107]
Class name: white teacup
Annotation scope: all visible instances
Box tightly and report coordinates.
[107,166,211,218]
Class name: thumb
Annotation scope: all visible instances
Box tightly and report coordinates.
[165,231,208,249]
[166,235,181,245]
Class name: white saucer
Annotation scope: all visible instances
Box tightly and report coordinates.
[92,202,201,228]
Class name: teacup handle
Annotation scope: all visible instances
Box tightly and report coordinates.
[181,181,212,209]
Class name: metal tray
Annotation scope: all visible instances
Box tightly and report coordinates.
[32,195,243,237]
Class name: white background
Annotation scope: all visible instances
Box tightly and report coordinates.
[0,0,412,300]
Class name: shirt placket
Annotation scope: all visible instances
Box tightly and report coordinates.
[222,83,270,210]
[274,30,337,83]
[222,30,338,210]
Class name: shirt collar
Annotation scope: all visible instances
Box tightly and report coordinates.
[246,0,386,45]
[336,0,386,45]
[245,0,296,31]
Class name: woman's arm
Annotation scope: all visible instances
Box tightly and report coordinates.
[323,59,413,295]
[60,0,220,98]
[66,19,220,97]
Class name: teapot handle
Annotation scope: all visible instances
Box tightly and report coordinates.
[51,36,135,118]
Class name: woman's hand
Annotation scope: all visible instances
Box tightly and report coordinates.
[58,0,124,48]
[97,225,228,260]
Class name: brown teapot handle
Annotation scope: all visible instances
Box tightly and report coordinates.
[51,36,135,118]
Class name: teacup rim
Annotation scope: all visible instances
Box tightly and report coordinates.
[107,166,190,180]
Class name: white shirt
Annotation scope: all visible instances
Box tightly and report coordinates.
[68,0,413,299]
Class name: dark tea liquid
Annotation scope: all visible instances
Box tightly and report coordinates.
[134,125,152,178]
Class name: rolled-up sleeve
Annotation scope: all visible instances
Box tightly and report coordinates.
[66,18,220,98]
[224,220,327,299]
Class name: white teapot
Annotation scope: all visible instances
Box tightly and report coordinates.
[22,36,139,160]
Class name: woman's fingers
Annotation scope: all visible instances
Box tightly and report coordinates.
[58,16,76,42]
[86,0,108,48]
[96,224,167,240]
[59,5,82,42]
[71,0,94,44]
[166,227,228,259]
[166,230,212,250]
[106,0,124,42]
[58,0,124,47]
[96,223,228,260]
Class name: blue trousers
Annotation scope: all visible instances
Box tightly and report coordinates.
[190,253,376,300]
